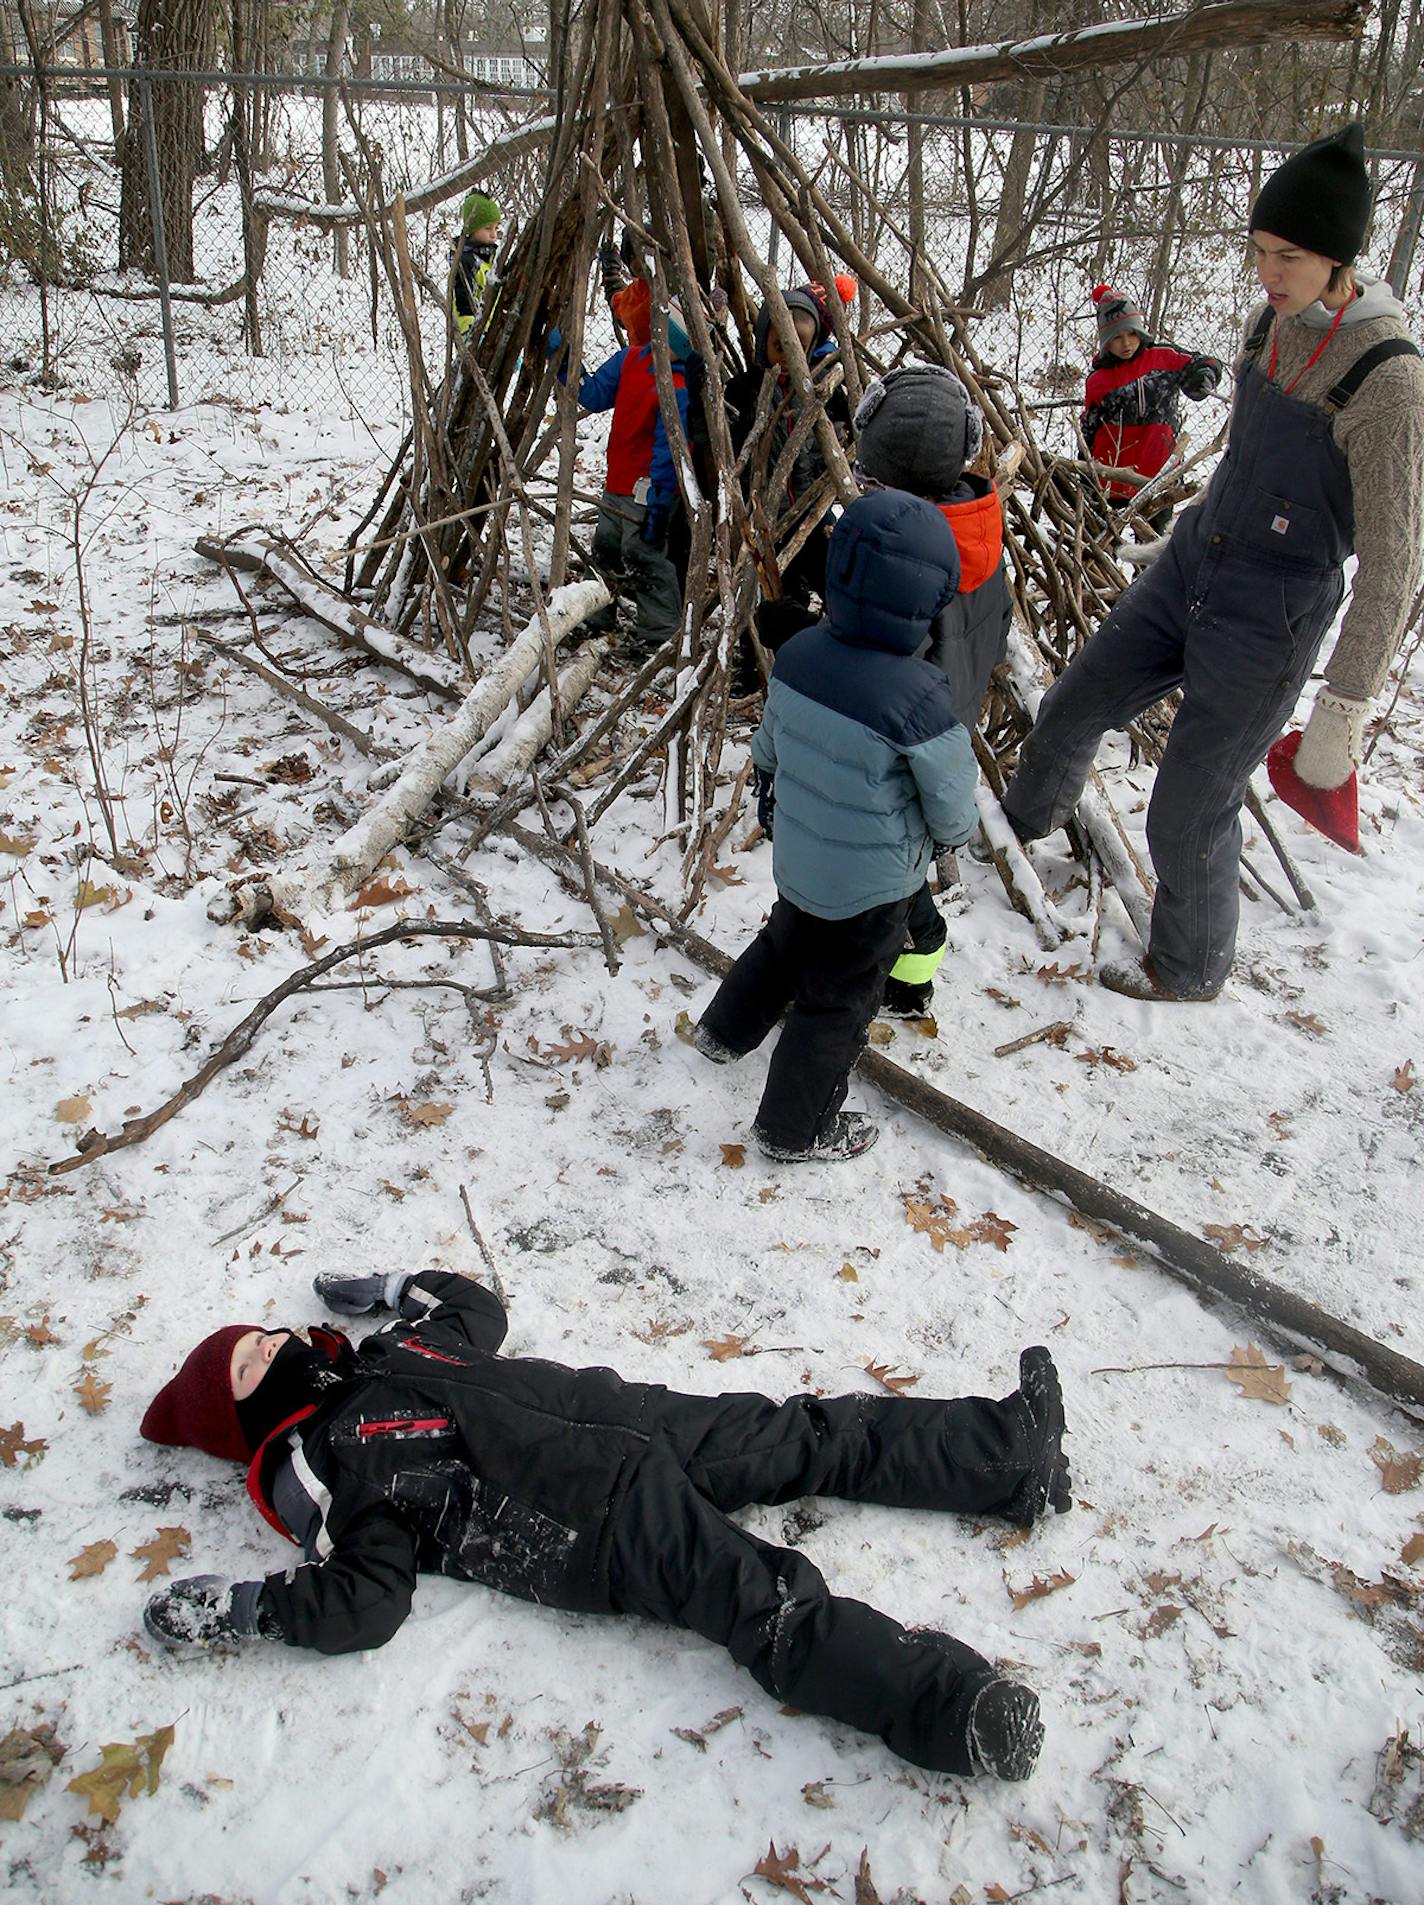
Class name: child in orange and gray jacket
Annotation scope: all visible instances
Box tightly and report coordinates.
[851,362,1013,1017]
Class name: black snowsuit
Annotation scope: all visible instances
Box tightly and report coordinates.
[247,1273,1042,1775]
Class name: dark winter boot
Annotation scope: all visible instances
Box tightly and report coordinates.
[999,1346,1072,1528]
[694,1022,742,1065]
[753,1111,879,1164]
[965,1677,1044,1781]
[1098,955,1221,1004]
[880,976,934,1018]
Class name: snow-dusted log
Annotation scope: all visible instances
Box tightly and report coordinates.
[465,638,609,796]
[972,781,1069,952]
[264,577,609,923]
[742,0,1365,102]
[196,535,465,703]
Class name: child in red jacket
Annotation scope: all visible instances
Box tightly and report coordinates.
[137,1271,1071,1781]
[1083,286,1222,532]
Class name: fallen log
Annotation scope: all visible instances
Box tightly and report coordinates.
[465,637,610,796]
[742,0,1366,102]
[195,536,465,704]
[500,820,1424,1421]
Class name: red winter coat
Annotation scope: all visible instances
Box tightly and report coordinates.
[1082,341,1220,500]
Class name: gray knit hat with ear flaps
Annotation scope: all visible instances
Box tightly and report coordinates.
[854,363,984,501]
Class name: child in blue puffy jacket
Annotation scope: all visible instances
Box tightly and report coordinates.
[695,490,978,1162]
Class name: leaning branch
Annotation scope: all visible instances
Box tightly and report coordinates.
[47,916,601,1177]
[741,0,1365,102]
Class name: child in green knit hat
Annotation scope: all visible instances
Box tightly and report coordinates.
[452,190,502,338]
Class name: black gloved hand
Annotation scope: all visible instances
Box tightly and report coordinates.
[641,503,668,548]
[754,766,775,839]
[144,1576,267,1659]
[312,1271,409,1315]
[598,240,624,298]
[1176,354,1222,401]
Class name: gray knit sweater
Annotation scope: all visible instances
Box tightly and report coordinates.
[1236,281,1424,702]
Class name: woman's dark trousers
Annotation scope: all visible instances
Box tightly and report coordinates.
[608,1385,1035,1775]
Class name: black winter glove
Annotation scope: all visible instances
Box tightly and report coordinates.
[755,766,775,838]
[598,240,624,298]
[1176,354,1222,401]
[312,1271,410,1315]
[144,1576,270,1659]
[641,503,668,548]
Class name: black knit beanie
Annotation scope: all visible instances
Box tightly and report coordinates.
[1248,124,1371,264]
[853,363,985,500]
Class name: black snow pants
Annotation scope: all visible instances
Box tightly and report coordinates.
[699,893,910,1149]
[1004,356,1350,996]
[607,1383,1035,1775]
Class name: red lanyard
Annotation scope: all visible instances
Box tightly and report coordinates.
[1268,293,1353,392]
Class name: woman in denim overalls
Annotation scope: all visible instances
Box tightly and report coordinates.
[1003,127,1424,1001]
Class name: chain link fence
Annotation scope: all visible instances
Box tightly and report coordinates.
[2,63,1421,443]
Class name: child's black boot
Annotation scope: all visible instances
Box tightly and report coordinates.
[999,1346,1072,1526]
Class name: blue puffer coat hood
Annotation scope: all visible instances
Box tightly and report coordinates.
[824,491,962,656]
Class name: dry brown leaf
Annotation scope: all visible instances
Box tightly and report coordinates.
[801,1780,834,1809]
[406,1102,455,1128]
[0,1724,64,1821]
[1286,1010,1327,1036]
[703,1333,752,1362]
[864,1359,921,1397]
[836,1263,859,1283]
[130,1526,192,1582]
[673,1010,697,1046]
[966,1211,1017,1252]
[1400,1533,1424,1568]
[74,880,115,911]
[1370,1437,1423,1495]
[69,1539,118,1580]
[1035,961,1082,985]
[1143,1604,1184,1638]
[0,831,36,856]
[986,1888,1013,1904]
[1007,1568,1076,1612]
[25,1317,61,1347]
[983,987,1020,1009]
[66,1724,175,1824]
[353,874,416,909]
[752,1841,827,1903]
[55,1094,92,1125]
[1203,1222,1269,1255]
[705,864,745,889]
[609,906,646,945]
[74,1371,111,1415]
[1076,1046,1138,1074]
[0,1421,47,1468]
[543,1030,602,1064]
[720,1143,746,1169]
[1393,1059,1416,1094]
[902,1196,970,1253]
[1224,1344,1291,1405]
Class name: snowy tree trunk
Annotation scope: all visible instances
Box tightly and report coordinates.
[465,639,609,795]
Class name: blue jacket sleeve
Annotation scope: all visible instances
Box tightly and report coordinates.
[578,349,626,412]
[648,379,691,514]
[904,721,979,848]
[750,702,779,777]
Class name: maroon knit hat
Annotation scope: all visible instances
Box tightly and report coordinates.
[141,1325,256,1464]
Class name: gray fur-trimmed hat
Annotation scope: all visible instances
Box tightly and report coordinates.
[853,363,984,500]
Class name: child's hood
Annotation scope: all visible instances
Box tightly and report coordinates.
[824,490,960,656]
[937,476,1003,594]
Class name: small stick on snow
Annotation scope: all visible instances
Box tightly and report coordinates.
[458,1183,509,1308]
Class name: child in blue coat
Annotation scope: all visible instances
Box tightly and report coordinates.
[696,490,978,1161]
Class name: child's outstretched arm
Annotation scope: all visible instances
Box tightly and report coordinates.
[313,1269,508,1354]
[145,1503,419,1658]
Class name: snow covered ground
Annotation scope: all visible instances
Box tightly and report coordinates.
[1,351,1423,1903]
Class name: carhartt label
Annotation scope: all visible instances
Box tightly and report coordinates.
[1271,514,1290,535]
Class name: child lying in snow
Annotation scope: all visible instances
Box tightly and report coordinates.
[140,1272,1071,1781]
